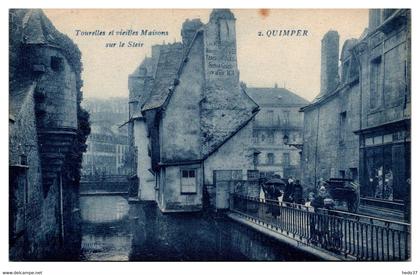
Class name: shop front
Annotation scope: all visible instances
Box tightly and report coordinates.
[357,119,410,208]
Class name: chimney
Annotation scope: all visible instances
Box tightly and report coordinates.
[320,30,339,95]
[369,9,382,30]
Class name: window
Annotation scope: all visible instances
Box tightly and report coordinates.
[283,152,290,166]
[267,131,274,144]
[252,131,258,143]
[266,110,274,126]
[350,168,358,181]
[213,170,243,185]
[339,111,347,143]
[349,58,359,80]
[384,43,406,107]
[267,153,275,165]
[50,56,63,72]
[181,169,197,194]
[247,170,259,180]
[342,60,350,82]
[370,57,382,109]
[339,170,346,179]
[283,111,290,125]
[253,153,259,166]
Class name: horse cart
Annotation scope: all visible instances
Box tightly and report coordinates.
[324,178,360,213]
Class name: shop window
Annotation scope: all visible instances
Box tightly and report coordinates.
[373,135,383,145]
[363,145,395,201]
[384,134,393,143]
[181,169,197,194]
[365,137,374,146]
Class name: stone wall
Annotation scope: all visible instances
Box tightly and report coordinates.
[204,122,255,209]
[133,120,155,201]
[301,84,360,191]
[9,88,46,259]
[26,45,78,130]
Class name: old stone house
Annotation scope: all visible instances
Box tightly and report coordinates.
[128,9,259,212]
[301,30,361,190]
[301,9,410,212]
[246,86,308,179]
[9,9,89,260]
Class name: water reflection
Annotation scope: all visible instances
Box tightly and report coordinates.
[80,195,132,261]
[80,195,129,223]
[80,195,319,261]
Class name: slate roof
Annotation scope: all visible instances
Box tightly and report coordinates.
[246,87,309,107]
[131,78,155,119]
[20,9,61,47]
[141,43,184,111]
[136,9,260,160]
[131,57,156,78]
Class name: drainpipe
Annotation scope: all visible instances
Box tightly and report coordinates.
[351,43,364,187]
[314,107,320,190]
[59,173,64,244]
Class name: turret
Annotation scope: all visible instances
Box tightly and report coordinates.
[204,9,239,85]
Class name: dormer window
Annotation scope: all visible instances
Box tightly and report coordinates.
[50,56,63,72]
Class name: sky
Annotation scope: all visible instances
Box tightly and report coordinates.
[44,9,368,101]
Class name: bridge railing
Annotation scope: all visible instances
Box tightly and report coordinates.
[230,194,410,261]
[80,175,130,194]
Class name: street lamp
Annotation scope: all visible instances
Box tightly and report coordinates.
[283,134,289,145]
[283,134,303,150]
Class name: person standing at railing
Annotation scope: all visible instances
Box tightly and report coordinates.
[306,192,317,244]
[308,186,331,246]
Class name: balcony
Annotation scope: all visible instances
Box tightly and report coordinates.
[253,121,302,131]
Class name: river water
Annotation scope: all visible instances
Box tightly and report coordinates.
[79,195,320,261]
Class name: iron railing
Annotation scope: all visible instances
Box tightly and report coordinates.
[230,194,410,261]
